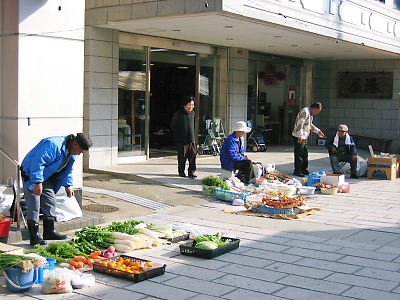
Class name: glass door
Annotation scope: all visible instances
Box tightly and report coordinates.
[118,46,147,157]
[149,49,196,158]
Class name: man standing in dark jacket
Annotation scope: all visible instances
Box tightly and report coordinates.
[325,124,358,178]
[171,97,197,179]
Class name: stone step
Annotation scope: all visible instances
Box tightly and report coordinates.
[5,212,104,244]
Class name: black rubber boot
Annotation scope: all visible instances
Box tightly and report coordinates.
[43,216,68,240]
[27,220,47,246]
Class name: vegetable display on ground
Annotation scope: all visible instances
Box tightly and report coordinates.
[201,175,230,191]
[194,233,231,250]
[0,254,45,272]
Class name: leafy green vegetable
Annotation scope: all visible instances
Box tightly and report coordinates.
[201,176,230,190]
[194,232,231,249]
[195,241,218,250]
[147,224,173,237]
[105,220,143,235]
[73,226,115,251]
[195,232,222,244]
[217,240,231,247]
[28,243,86,263]
[0,254,44,272]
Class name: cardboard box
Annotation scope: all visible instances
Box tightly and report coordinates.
[0,243,24,255]
[367,157,398,180]
[320,174,346,186]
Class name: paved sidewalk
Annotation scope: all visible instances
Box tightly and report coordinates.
[3,208,400,300]
[91,146,342,191]
[2,146,400,300]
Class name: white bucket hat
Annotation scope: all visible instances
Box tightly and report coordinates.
[232,121,251,133]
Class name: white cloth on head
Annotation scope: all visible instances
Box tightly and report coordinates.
[333,132,353,148]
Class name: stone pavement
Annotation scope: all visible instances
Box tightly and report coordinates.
[91,145,334,192]
[2,146,400,300]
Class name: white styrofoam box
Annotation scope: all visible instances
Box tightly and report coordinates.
[320,174,345,186]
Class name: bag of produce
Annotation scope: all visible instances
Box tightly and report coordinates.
[42,268,73,294]
[70,270,95,289]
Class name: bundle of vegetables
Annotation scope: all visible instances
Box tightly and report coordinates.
[246,194,305,209]
[194,232,231,250]
[146,224,188,239]
[314,182,338,189]
[112,227,167,253]
[0,254,45,272]
[69,255,93,270]
[105,220,143,235]
[73,226,115,253]
[30,242,87,263]
[201,175,230,191]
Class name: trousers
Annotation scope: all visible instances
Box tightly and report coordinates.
[23,180,57,222]
[330,152,357,175]
[176,142,196,174]
[233,159,253,184]
[293,136,308,173]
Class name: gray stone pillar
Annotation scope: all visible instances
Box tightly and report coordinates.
[227,47,249,133]
[84,26,119,169]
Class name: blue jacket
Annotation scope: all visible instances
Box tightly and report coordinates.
[21,136,78,193]
[220,133,246,171]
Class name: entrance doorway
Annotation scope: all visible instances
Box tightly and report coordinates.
[149,49,196,158]
[117,34,227,162]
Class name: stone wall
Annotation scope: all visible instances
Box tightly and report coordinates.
[314,59,400,152]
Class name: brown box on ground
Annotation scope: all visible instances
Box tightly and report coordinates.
[0,242,24,255]
[367,157,398,180]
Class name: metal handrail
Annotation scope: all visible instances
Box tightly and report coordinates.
[0,147,22,227]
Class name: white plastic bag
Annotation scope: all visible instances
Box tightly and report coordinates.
[252,162,264,179]
[54,195,82,222]
[70,270,95,289]
[42,268,73,294]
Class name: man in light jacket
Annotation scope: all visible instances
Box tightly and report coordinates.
[20,133,93,246]
[220,121,253,184]
[292,102,325,177]
[325,124,358,179]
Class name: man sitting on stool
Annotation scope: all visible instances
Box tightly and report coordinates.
[325,124,358,179]
[220,121,253,184]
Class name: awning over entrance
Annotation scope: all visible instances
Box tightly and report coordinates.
[103,12,400,60]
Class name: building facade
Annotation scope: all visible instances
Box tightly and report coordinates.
[1,0,399,186]
[0,0,85,186]
[84,0,400,170]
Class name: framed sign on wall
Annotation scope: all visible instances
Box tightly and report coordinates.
[337,72,393,99]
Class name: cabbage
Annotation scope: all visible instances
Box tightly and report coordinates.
[195,241,218,250]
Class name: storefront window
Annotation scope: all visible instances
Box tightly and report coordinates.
[118,47,147,157]
[248,52,303,145]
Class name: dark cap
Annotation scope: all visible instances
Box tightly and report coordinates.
[75,133,93,150]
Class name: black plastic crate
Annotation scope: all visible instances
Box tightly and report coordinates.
[164,233,190,243]
[179,237,240,259]
[93,255,166,283]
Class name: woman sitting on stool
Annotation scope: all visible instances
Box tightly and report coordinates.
[220,121,253,184]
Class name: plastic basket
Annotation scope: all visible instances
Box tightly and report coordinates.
[251,205,301,215]
[321,187,338,195]
[298,186,316,195]
[179,237,240,259]
[93,255,166,283]
[0,217,13,237]
[38,257,57,284]
[214,188,251,203]
[164,233,190,243]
